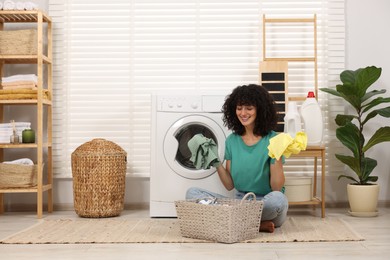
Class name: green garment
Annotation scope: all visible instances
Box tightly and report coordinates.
[188,134,220,170]
[225,131,285,196]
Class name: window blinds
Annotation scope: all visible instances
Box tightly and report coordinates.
[49,0,345,178]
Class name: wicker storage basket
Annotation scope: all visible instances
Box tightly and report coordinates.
[175,192,263,243]
[0,163,37,188]
[71,138,127,218]
[0,29,37,55]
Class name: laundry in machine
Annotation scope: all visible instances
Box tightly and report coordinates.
[150,92,234,217]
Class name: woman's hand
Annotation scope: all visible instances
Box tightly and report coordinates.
[216,160,235,191]
[270,158,285,191]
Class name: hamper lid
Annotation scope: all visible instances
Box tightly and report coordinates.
[72,138,127,156]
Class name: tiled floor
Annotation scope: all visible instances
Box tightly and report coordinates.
[1,207,390,260]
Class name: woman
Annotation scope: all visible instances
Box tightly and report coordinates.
[186,84,288,233]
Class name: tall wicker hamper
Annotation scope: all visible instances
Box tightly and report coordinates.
[71,138,127,218]
[175,193,263,243]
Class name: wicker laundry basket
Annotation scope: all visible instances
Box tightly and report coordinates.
[0,29,37,55]
[175,192,263,243]
[71,138,127,218]
[0,163,37,188]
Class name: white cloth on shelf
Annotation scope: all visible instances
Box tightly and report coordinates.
[0,122,31,128]
[3,0,16,10]
[3,158,34,165]
[24,2,38,10]
[16,1,24,10]
[0,130,27,143]
[2,74,38,84]
[1,80,38,89]
[0,122,32,144]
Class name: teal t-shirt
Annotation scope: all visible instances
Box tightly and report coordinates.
[224,131,283,196]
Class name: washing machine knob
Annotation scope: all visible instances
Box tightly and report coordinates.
[177,103,182,108]
[191,102,198,109]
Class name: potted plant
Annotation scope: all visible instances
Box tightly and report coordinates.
[320,66,390,216]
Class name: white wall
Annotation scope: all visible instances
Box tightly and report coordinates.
[3,0,390,212]
[346,0,390,203]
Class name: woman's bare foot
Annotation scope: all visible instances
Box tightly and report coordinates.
[259,220,275,233]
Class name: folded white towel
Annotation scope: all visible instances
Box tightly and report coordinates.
[0,127,31,132]
[3,158,34,165]
[16,1,24,10]
[3,0,16,10]
[24,2,38,11]
[0,122,31,128]
[2,74,38,84]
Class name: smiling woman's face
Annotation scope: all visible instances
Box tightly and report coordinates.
[236,105,257,127]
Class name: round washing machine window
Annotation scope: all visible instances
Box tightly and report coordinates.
[163,115,226,179]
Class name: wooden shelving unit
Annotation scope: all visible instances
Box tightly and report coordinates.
[261,15,326,217]
[0,10,53,218]
[262,14,318,100]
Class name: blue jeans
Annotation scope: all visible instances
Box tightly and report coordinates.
[186,187,288,228]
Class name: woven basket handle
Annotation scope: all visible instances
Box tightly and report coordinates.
[241,192,256,204]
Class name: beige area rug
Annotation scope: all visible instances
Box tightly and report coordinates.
[0,216,363,244]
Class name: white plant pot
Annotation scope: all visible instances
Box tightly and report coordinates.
[347,183,379,217]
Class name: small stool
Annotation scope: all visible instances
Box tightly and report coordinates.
[71,138,127,218]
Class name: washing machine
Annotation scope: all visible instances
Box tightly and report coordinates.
[150,91,234,217]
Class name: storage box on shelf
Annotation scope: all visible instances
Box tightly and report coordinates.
[0,163,38,188]
[0,29,37,55]
[0,10,53,218]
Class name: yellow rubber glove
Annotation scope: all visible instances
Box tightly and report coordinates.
[268,132,308,160]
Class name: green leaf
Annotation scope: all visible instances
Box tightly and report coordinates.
[336,82,355,96]
[362,97,390,112]
[355,66,382,97]
[335,154,361,177]
[363,126,390,152]
[337,174,359,183]
[319,87,341,97]
[360,157,378,184]
[377,106,390,117]
[335,155,378,184]
[362,89,386,103]
[336,123,363,157]
[340,69,360,85]
[367,176,379,183]
[362,107,390,125]
[335,114,355,126]
[362,110,379,125]
[336,84,361,110]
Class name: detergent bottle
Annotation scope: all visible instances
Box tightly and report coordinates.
[283,101,302,137]
[300,91,323,146]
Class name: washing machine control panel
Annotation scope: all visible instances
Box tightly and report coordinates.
[158,96,202,112]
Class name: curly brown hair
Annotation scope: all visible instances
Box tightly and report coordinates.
[222,84,278,136]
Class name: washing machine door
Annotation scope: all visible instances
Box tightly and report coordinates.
[163,114,226,179]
